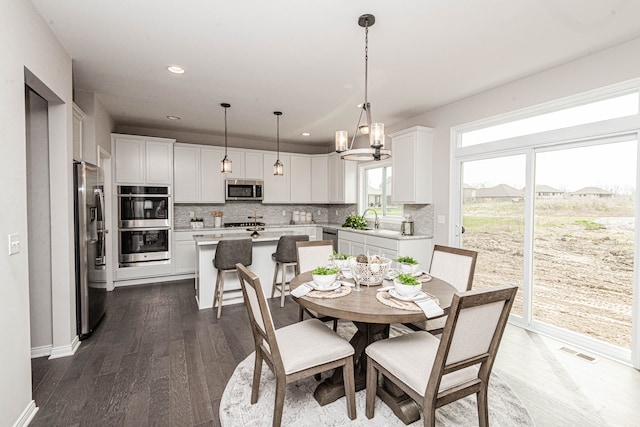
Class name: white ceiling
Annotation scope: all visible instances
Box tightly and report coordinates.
[31,0,640,148]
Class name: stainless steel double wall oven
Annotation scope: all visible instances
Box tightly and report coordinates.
[118,185,171,267]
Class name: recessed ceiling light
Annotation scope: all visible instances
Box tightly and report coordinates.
[301,132,311,136]
[166,115,181,120]
[166,65,186,74]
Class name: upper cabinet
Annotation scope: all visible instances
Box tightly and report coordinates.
[262,153,291,203]
[225,149,264,180]
[390,126,433,204]
[310,155,329,203]
[174,143,225,203]
[290,155,311,203]
[113,134,174,185]
[72,104,85,162]
[328,153,357,203]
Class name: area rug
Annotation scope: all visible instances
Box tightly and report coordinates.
[220,324,534,426]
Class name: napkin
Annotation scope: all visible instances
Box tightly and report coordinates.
[411,293,444,318]
[291,282,313,298]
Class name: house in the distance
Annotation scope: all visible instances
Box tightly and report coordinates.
[570,187,615,198]
[535,185,564,198]
[474,184,524,202]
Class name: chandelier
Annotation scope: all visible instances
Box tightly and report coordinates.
[335,14,390,161]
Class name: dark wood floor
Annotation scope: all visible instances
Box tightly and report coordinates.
[31,279,298,427]
[31,279,640,426]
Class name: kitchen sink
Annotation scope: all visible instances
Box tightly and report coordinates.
[363,228,400,236]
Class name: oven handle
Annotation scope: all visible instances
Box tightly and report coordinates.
[117,194,171,198]
[119,227,172,231]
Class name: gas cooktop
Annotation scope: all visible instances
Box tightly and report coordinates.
[223,221,266,228]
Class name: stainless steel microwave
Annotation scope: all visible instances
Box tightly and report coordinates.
[226,179,263,201]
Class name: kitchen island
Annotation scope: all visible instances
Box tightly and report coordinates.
[193,230,307,310]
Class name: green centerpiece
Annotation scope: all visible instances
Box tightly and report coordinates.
[393,273,422,297]
[311,266,340,289]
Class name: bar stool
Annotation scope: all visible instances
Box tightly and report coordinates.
[213,238,252,319]
[271,235,309,307]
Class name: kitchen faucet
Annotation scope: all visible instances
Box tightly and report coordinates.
[361,208,380,229]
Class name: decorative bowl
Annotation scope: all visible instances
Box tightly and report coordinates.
[348,256,392,285]
[399,262,420,274]
[393,278,422,297]
[332,259,350,270]
[312,273,337,289]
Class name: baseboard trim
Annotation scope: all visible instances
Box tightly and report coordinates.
[12,400,38,427]
[30,345,52,359]
[48,335,80,359]
[115,274,195,287]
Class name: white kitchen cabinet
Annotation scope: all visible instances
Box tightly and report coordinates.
[328,153,357,203]
[174,144,225,203]
[311,155,329,203]
[72,103,85,161]
[245,151,263,179]
[113,134,174,185]
[174,231,199,274]
[338,229,433,267]
[201,147,226,202]
[262,153,291,203]
[290,155,311,203]
[173,145,200,202]
[390,126,433,204]
[225,149,245,179]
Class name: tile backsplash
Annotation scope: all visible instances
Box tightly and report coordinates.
[174,202,433,237]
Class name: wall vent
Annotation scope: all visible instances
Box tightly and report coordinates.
[559,346,597,363]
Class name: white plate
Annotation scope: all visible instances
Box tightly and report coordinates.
[388,288,421,302]
[412,270,428,277]
[310,281,341,292]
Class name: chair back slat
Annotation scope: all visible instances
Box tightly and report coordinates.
[426,284,517,397]
[296,240,334,274]
[429,245,478,292]
[236,263,283,368]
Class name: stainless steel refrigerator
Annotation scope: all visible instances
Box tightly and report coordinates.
[74,161,107,340]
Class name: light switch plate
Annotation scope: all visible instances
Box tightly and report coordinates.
[8,233,20,255]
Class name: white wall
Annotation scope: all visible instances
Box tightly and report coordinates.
[75,89,114,164]
[387,36,640,245]
[0,0,73,425]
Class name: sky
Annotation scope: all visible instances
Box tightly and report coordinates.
[463,139,638,194]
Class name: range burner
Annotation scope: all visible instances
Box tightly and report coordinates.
[224,221,266,228]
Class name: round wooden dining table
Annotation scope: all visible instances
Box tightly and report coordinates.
[290,271,456,424]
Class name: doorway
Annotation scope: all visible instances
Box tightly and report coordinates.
[25,85,53,357]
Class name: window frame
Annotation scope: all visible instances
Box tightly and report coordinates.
[358,160,403,223]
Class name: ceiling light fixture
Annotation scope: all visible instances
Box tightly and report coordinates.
[166,65,186,74]
[273,111,284,176]
[335,14,390,161]
[220,103,232,173]
[301,132,311,136]
[166,115,181,120]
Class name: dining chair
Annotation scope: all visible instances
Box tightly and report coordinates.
[365,284,517,427]
[295,240,338,331]
[271,234,309,308]
[236,263,356,427]
[409,245,478,334]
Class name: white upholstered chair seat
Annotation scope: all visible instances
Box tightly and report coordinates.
[365,331,478,396]
[275,319,354,375]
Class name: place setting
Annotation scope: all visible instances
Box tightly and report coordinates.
[290,266,352,299]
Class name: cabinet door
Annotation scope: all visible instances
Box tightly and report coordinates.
[262,153,290,203]
[174,146,200,202]
[327,153,357,203]
[351,242,366,256]
[201,148,225,202]
[245,152,263,179]
[174,240,196,274]
[391,126,433,203]
[290,155,311,203]
[225,149,245,179]
[146,140,174,184]
[72,104,85,161]
[311,155,329,202]
[114,137,145,183]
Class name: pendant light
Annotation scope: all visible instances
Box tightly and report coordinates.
[335,14,390,161]
[220,103,232,173]
[273,111,284,176]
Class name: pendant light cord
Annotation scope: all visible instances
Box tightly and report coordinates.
[224,106,228,156]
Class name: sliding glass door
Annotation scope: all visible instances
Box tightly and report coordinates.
[533,139,636,350]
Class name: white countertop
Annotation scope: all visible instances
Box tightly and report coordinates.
[336,227,431,240]
[193,230,305,245]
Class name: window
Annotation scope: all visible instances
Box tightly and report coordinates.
[460,91,639,147]
[361,163,402,219]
